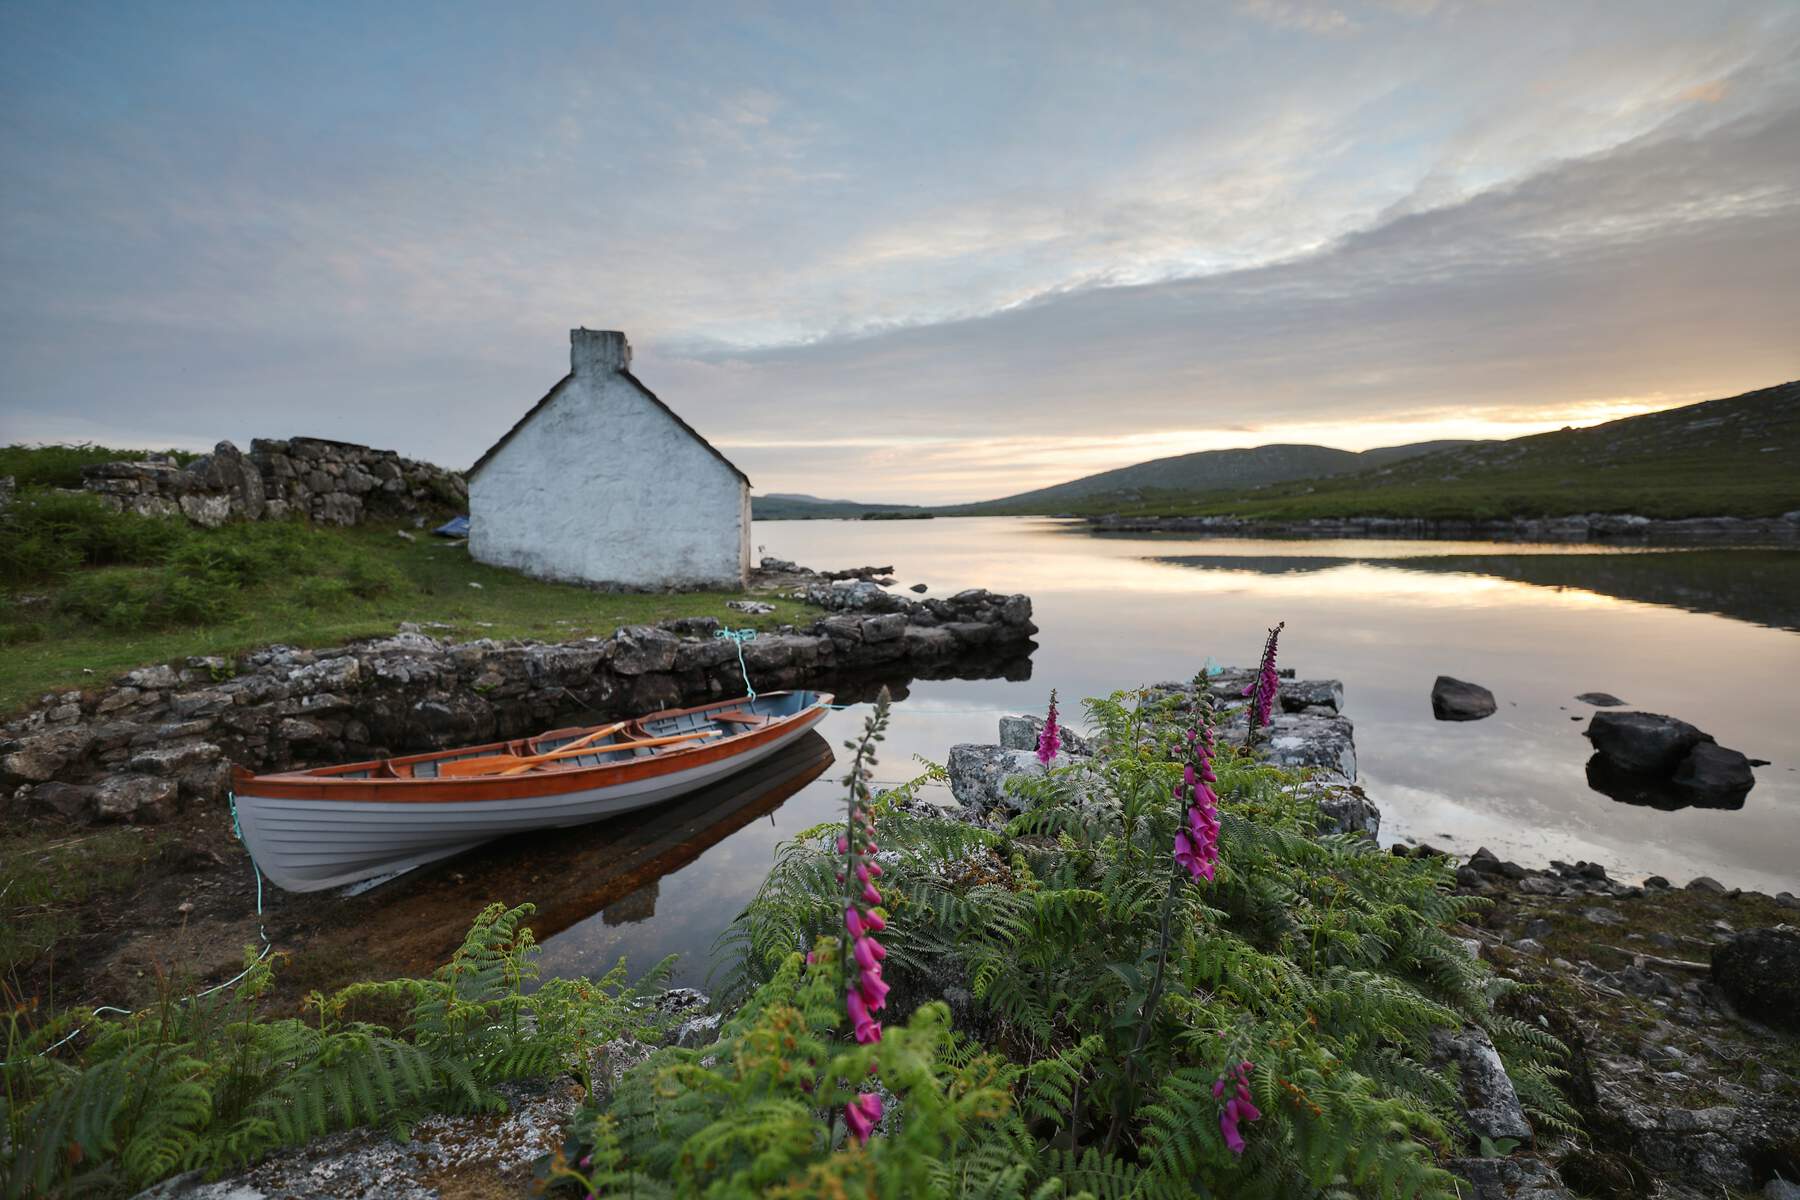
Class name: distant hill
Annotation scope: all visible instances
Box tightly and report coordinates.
[751,493,926,520]
[751,441,1473,520]
[942,440,1476,515]
[1098,381,1800,521]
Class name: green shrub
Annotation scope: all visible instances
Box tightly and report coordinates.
[0,443,196,491]
[691,683,1576,1198]
[0,490,183,584]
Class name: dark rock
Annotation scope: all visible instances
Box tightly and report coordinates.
[909,583,928,593]
[1576,692,1628,707]
[1556,1148,1650,1199]
[1586,711,1712,775]
[28,781,95,819]
[1670,742,1755,802]
[1432,676,1497,721]
[1586,753,1744,811]
[1643,875,1670,889]
[1687,876,1727,894]
[1711,927,1800,1029]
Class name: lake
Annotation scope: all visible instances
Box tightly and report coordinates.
[536,517,1800,988]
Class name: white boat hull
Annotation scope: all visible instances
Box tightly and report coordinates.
[234,709,827,892]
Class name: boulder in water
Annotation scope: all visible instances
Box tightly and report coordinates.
[1431,676,1496,722]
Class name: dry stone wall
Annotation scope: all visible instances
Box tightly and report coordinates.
[2,589,1036,825]
[81,437,467,527]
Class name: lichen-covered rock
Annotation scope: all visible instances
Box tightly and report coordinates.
[1299,781,1381,839]
[998,713,1092,756]
[92,774,178,823]
[1437,1026,1534,1145]
[946,744,1070,817]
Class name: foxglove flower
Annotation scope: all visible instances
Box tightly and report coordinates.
[1036,688,1061,766]
[1213,1060,1262,1154]
[1173,719,1221,883]
[1244,622,1285,735]
[845,1091,884,1145]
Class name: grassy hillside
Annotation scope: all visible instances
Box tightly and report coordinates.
[750,440,1472,520]
[1086,381,1800,521]
[0,485,810,714]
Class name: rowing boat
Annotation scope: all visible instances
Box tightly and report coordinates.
[230,690,833,893]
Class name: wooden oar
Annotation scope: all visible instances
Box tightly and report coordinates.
[437,730,721,778]
[500,721,630,776]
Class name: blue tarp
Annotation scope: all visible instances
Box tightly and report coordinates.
[434,515,470,538]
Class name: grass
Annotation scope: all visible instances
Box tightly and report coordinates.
[0,827,162,983]
[0,488,813,714]
[0,442,198,490]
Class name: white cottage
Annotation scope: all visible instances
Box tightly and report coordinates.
[467,329,751,589]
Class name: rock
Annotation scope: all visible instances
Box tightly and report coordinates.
[1765,1178,1800,1199]
[1438,1026,1533,1145]
[946,744,1070,817]
[1576,692,1628,707]
[997,714,1092,756]
[609,625,681,675]
[910,583,928,593]
[1586,711,1712,775]
[1670,742,1755,802]
[1523,918,1553,940]
[724,600,775,615]
[91,774,178,822]
[1711,927,1800,1029]
[1686,876,1727,894]
[1261,711,1357,780]
[1301,781,1381,839]
[1432,676,1497,721]
[28,781,95,819]
[1448,1156,1574,1199]
[1582,907,1625,926]
[1643,875,1670,889]
[2,726,96,783]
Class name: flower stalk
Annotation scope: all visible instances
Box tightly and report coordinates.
[1243,622,1285,741]
[837,690,893,1145]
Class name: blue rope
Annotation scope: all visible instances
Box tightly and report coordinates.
[714,627,759,701]
[4,793,272,1063]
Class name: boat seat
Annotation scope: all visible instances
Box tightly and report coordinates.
[712,710,767,727]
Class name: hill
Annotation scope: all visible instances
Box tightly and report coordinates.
[749,441,1471,520]
[1090,380,1800,521]
[942,440,1475,515]
[751,493,928,520]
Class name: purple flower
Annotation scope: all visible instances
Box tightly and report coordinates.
[1214,1061,1262,1154]
[1173,725,1221,882]
[1246,623,1285,735]
[1036,689,1061,766]
[845,1091,884,1145]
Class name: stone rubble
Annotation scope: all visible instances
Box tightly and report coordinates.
[80,437,467,528]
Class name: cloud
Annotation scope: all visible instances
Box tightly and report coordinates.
[0,2,1796,503]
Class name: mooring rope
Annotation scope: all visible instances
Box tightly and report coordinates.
[3,797,272,1063]
[714,627,760,701]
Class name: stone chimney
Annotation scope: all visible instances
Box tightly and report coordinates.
[571,328,631,376]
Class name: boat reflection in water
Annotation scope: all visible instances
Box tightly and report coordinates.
[530,730,835,982]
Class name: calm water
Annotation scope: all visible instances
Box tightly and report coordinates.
[536,518,1800,987]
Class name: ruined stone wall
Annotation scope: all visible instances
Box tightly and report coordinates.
[80,438,467,528]
[2,588,1036,824]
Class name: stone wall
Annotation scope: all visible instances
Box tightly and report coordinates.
[81,437,467,528]
[2,588,1036,824]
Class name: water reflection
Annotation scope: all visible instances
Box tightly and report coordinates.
[1583,755,1750,812]
[1154,549,1800,631]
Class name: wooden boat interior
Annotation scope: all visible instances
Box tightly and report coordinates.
[272,691,827,782]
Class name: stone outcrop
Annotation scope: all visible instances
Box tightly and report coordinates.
[81,437,467,527]
[3,591,1035,825]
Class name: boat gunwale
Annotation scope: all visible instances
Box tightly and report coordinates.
[231,692,831,804]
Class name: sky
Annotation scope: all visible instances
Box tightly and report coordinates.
[2,1,1797,503]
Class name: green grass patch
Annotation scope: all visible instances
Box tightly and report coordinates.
[0,507,814,714]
